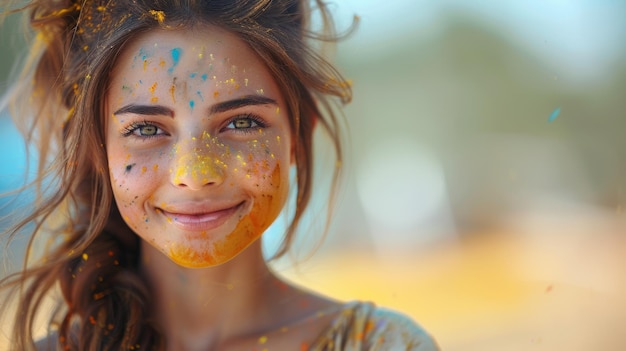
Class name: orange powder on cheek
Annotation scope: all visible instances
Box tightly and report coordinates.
[168,164,286,267]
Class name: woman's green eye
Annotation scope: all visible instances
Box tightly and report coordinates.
[122,122,164,138]
[228,117,262,130]
[139,125,158,136]
[234,119,252,128]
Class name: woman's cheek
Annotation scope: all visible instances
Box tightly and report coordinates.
[109,158,162,225]
[237,136,285,178]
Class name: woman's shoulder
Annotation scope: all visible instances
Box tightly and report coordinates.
[310,301,439,351]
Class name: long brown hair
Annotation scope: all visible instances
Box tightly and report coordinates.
[0,0,353,350]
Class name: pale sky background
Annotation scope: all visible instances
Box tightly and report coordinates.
[336,0,625,83]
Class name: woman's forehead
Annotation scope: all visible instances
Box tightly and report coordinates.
[117,27,255,71]
[108,27,283,103]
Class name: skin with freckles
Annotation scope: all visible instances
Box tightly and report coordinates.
[106,27,291,268]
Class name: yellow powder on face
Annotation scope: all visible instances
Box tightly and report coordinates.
[236,154,247,167]
[169,164,285,268]
[153,164,159,171]
[256,88,264,95]
[151,97,158,103]
[149,82,157,93]
[173,154,223,186]
[141,166,147,173]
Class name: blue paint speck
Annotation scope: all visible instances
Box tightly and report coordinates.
[139,47,148,61]
[548,107,560,123]
[196,91,204,101]
[169,48,182,73]
[189,100,195,109]
[190,72,197,78]
[201,73,208,81]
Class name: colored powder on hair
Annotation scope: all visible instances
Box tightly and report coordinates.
[149,10,165,24]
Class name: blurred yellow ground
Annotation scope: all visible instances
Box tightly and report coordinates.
[281,212,626,350]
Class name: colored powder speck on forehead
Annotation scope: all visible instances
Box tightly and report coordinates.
[138,47,149,61]
[169,84,176,103]
[201,73,208,81]
[189,100,195,110]
[169,48,182,73]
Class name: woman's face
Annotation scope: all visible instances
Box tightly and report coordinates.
[105,27,292,268]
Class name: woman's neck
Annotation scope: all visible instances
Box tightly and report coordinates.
[138,240,278,351]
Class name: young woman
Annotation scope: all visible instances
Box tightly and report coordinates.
[0,1,439,350]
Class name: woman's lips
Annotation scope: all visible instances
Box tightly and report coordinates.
[158,202,244,232]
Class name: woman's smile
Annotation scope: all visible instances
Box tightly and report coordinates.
[157,200,246,232]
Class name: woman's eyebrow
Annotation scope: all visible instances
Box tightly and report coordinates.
[113,95,277,117]
[113,105,174,117]
[209,95,278,114]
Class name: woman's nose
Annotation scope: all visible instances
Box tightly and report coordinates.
[170,146,225,190]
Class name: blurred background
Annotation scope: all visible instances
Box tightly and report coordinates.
[2,1,626,350]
